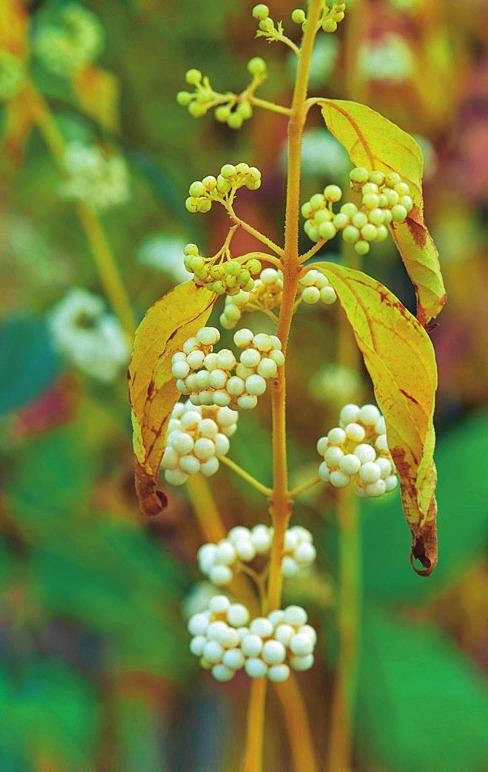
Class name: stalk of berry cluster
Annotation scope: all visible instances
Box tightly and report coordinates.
[326,245,362,771]
[26,82,136,338]
[242,2,324,770]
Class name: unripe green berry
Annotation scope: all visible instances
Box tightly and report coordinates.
[310,193,325,210]
[198,198,212,213]
[369,171,385,186]
[188,101,206,117]
[247,57,267,76]
[400,195,413,212]
[352,212,368,229]
[239,269,251,284]
[318,222,337,240]
[190,256,205,272]
[324,184,342,202]
[237,101,253,119]
[362,182,378,195]
[203,176,217,191]
[362,193,379,210]
[243,279,255,292]
[350,167,369,184]
[385,172,401,187]
[227,112,243,129]
[394,182,410,196]
[301,202,312,218]
[185,69,202,86]
[391,204,408,222]
[215,105,231,122]
[247,258,262,274]
[177,91,192,106]
[315,209,332,225]
[368,208,386,226]
[189,181,205,197]
[221,164,236,179]
[354,240,370,255]
[225,261,241,276]
[322,18,337,32]
[361,223,378,242]
[252,4,269,19]
[217,175,232,193]
[375,225,389,242]
[259,18,275,32]
[185,197,197,213]
[341,202,358,217]
[333,213,349,230]
[291,8,306,23]
[184,243,199,256]
[342,225,360,244]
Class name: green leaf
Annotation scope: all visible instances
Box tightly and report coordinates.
[357,607,488,772]
[0,315,60,415]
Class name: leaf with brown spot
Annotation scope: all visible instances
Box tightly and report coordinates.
[318,262,438,575]
[128,282,215,516]
[320,99,446,325]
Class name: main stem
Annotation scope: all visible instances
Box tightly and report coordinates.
[242,4,323,770]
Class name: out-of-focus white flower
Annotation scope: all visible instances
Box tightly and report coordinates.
[358,34,414,84]
[136,234,191,284]
[33,4,104,76]
[48,288,129,382]
[0,50,25,102]
[60,142,130,212]
[309,363,361,405]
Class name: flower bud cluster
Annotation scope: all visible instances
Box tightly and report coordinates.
[0,50,25,102]
[172,327,284,410]
[197,524,316,586]
[33,5,104,76]
[302,169,413,255]
[320,2,347,33]
[59,142,130,212]
[220,267,336,330]
[177,59,267,130]
[188,596,316,682]
[183,243,262,296]
[317,403,398,497]
[161,401,238,486]
[185,163,261,213]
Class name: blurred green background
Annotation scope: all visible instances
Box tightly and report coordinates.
[1,0,487,770]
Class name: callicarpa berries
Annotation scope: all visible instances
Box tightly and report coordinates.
[301,168,413,255]
[197,525,316,586]
[188,596,317,682]
[185,163,261,213]
[172,327,284,410]
[183,243,262,296]
[316,403,398,497]
[161,402,238,486]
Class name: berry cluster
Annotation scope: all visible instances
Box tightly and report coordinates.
[185,163,261,213]
[188,596,317,682]
[252,5,294,50]
[302,168,413,255]
[177,59,267,130]
[172,327,284,410]
[219,267,336,330]
[317,403,398,497]
[33,5,104,77]
[183,243,262,296]
[0,50,25,102]
[161,401,238,486]
[197,525,316,586]
[320,2,347,33]
[60,142,130,212]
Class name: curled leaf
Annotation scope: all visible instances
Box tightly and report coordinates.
[318,261,438,575]
[320,98,446,324]
[128,282,215,515]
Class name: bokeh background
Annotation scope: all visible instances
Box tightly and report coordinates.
[1,0,488,770]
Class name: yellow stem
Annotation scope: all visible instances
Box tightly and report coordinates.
[219,456,272,497]
[250,95,292,116]
[243,4,324,770]
[226,206,284,257]
[27,82,136,337]
[275,676,318,772]
[289,475,322,498]
[299,238,327,264]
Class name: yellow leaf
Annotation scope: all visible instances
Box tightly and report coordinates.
[318,261,438,575]
[320,98,446,325]
[73,65,120,132]
[0,0,28,59]
[128,282,215,515]
[1,88,35,163]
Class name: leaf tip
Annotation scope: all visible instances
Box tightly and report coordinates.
[409,520,438,576]
[134,462,168,517]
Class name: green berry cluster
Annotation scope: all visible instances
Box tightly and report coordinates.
[252,5,295,49]
[177,58,267,130]
[301,184,343,243]
[302,168,413,256]
[185,163,262,214]
[184,244,262,297]
[320,1,347,33]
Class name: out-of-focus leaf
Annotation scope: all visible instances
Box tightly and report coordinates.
[359,413,488,603]
[0,0,28,58]
[318,262,438,575]
[320,99,446,324]
[128,281,215,516]
[357,607,488,772]
[127,149,190,223]
[0,315,60,416]
[1,88,36,163]
[73,65,120,132]
[0,660,98,769]
[112,694,163,772]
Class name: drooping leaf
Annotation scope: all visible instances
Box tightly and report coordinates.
[320,99,446,324]
[73,65,120,132]
[318,262,438,574]
[357,607,488,772]
[128,281,215,515]
[0,315,60,416]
